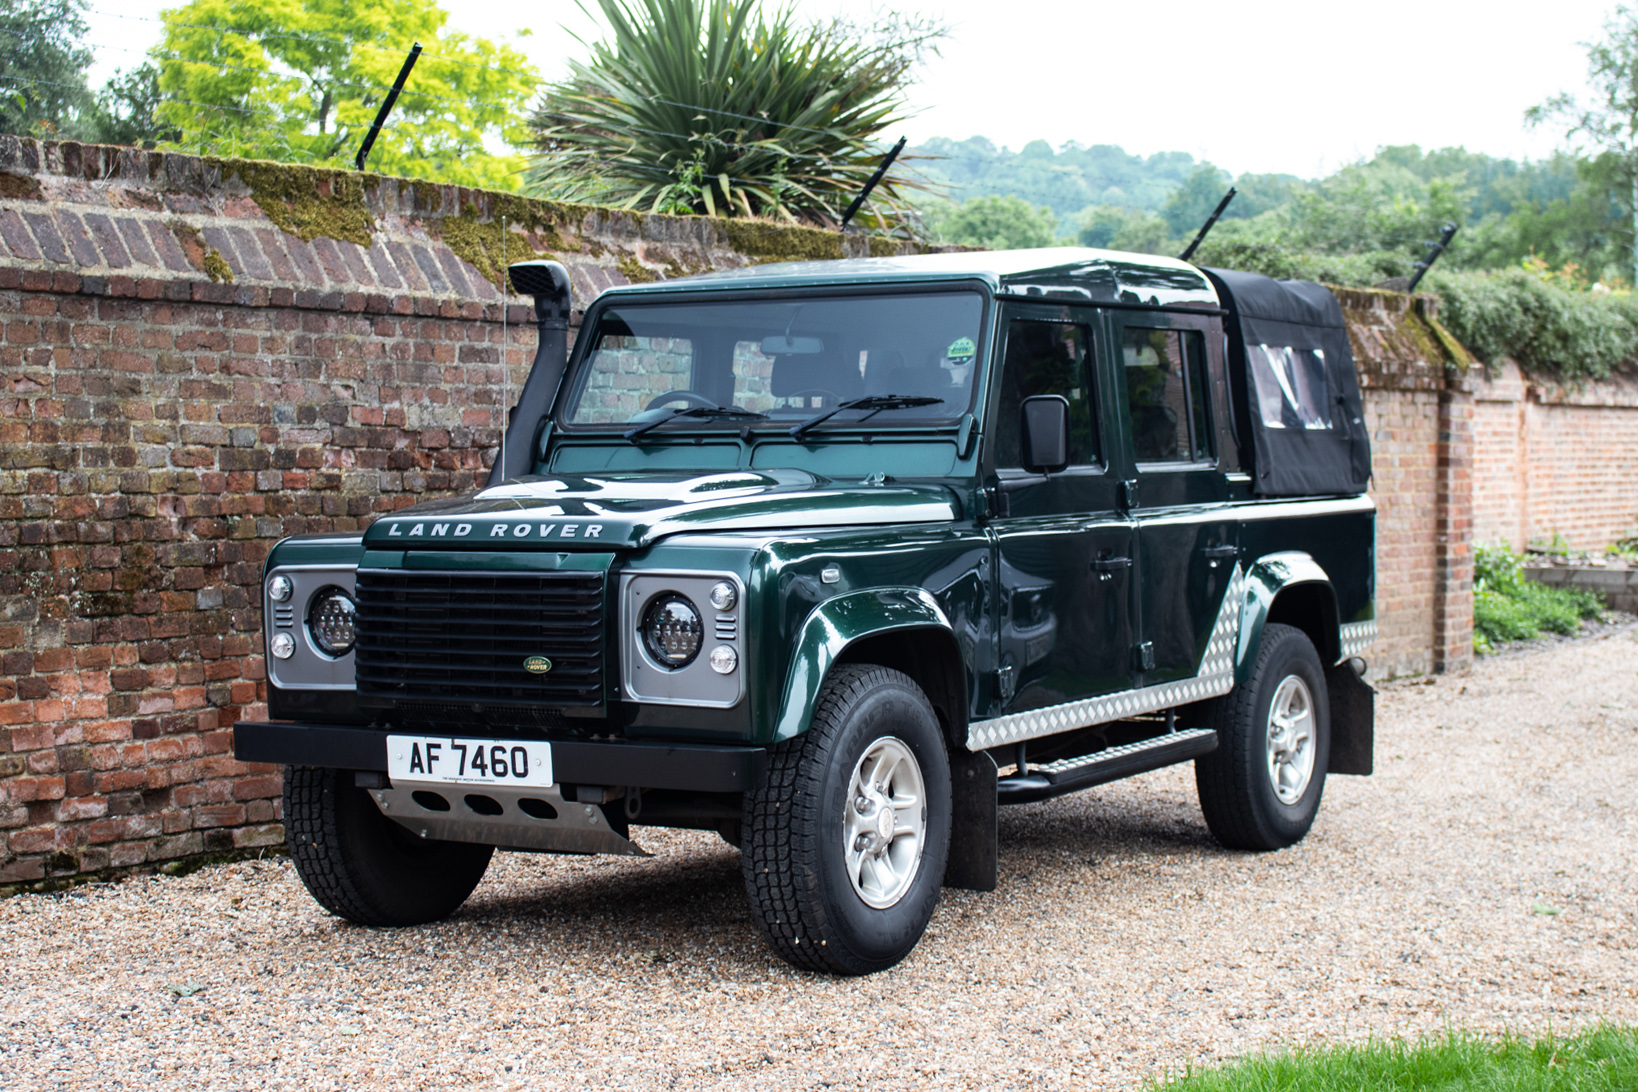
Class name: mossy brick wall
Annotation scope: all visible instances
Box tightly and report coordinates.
[0,138,936,890]
[1337,288,1476,678]
[1472,359,1638,553]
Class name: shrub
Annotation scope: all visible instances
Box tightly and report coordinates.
[1427,267,1638,380]
[1472,542,1604,653]
[528,0,941,228]
[1188,243,1638,382]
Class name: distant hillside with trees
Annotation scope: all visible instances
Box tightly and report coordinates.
[911,138,1620,284]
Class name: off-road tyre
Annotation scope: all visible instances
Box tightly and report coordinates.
[1195,623,1331,851]
[283,765,494,927]
[741,665,952,975]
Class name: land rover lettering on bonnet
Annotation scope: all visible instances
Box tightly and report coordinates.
[236,249,1377,973]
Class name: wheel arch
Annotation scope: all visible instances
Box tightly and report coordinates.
[1235,551,1373,778]
[773,588,968,747]
[1237,551,1341,685]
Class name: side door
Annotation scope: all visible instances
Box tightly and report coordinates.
[986,305,1136,716]
[1109,312,1238,686]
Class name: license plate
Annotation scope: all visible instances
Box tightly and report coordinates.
[386,735,553,788]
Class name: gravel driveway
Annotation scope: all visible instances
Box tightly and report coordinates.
[5,625,1636,1091]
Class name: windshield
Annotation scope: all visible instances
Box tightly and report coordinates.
[560,291,985,431]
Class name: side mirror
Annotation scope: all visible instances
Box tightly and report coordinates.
[1020,395,1070,473]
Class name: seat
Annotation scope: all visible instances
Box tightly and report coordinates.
[863,349,947,399]
[769,351,863,409]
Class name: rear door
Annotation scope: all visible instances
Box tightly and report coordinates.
[986,305,1136,715]
[1109,312,1238,686]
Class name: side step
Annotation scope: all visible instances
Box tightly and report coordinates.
[996,728,1218,806]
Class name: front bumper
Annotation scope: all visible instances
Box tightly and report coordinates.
[233,721,768,793]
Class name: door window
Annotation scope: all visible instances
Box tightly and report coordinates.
[1121,327,1211,463]
[994,320,1099,470]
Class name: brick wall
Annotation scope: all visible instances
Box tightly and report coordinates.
[1472,359,1638,552]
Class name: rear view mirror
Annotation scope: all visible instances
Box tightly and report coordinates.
[761,335,823,356]
[1020,395,1070,473]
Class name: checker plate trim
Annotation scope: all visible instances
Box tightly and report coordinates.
[1338,619,1377,660]
[968,565,1245,751]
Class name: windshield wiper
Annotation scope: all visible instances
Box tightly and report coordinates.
[624,405,769,443]
[789,395,944,439]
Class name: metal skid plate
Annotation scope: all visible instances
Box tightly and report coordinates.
[370,782,649,857]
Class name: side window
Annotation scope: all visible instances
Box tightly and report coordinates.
[1121,327,1211,463]
[994,320,1098,470]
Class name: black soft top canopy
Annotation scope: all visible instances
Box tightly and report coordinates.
[1202,268,1371,496]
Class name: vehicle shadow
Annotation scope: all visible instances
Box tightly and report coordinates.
[424,788,1230,967]
[449,836,760,959]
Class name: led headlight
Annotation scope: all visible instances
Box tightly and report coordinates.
[307,588,357,657]
[640,594,702,669]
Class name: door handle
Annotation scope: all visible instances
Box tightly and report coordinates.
[1092,556,1132,573]
[1201,545,1237,558]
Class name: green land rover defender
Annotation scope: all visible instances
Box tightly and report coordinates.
[236,249,1378,974]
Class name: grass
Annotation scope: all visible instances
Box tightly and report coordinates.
[1473,542,1604,654]
[1151,1026,1638,1092]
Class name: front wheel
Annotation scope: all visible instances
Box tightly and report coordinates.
[742,665,951,975]
[1195,623,1331,850]
[283,766,494,926]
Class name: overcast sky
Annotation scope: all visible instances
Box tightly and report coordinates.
[83,0,1620,179]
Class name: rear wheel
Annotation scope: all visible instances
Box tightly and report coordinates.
[283,766,494,926]
[1195,623,1331,850]
[742,665,951,975]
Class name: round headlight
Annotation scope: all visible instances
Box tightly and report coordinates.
[268,575,293,603]
[640,594,702,669]
[270,633,295,660]
[308,588,357,657]
[708,581,737,612]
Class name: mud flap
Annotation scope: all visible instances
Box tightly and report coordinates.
[1326,657,1375,775]
[945,749,998,891]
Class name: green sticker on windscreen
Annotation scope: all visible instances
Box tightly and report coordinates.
[946,337,976,364]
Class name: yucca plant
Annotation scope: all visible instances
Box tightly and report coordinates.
[528,0,940,229]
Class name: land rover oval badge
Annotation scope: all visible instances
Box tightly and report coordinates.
[523,655,552,674]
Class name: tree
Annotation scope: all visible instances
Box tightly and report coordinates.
[529,0,945,227]
[0,0,94,138]
[84,64,180,148]
[1159,162,1231,237]
[154,0,538,189]
[923,194,1058,250]
[1075,205,1172,255]
[1529,4,1638,283]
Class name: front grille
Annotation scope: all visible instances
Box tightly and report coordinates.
[354,569,606,712]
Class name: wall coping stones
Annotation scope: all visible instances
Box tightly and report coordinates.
[0,137,939,316]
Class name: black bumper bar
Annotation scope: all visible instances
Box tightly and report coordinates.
[233,721,768,794]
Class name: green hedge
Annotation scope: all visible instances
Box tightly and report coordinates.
[1192,240,1638,381]
[1428,268,1638,381]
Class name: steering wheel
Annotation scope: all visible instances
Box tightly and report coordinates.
[644,391,719,412]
